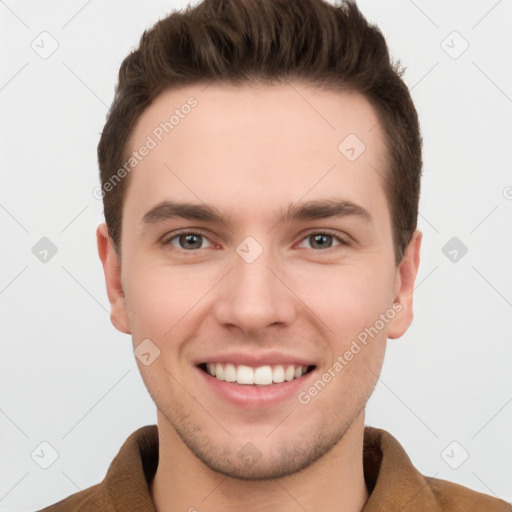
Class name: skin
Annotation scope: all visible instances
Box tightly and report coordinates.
[97,82,422,512]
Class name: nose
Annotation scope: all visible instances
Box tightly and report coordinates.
[213,238,296,335]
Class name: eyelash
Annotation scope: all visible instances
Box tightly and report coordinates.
[161,229,349,254]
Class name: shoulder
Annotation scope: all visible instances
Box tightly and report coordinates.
[427,475,512,512]
[363,426,511,511]
[35,424,159,511]
[36,483,106,512]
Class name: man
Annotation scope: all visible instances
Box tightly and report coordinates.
[39,0,511,510]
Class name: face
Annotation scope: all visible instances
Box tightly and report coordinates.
[98,82,421,480]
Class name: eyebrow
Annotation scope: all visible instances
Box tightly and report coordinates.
[142,198,371,228]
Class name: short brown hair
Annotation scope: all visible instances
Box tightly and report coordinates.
[97,0,422,265]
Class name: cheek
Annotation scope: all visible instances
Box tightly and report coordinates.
[123,251,396,343]
[123,262,216,342]
[295,263,395,339]
[123,268,175,338]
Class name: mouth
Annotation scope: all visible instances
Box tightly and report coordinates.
[197,362,316,386]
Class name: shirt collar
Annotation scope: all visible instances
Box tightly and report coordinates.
[101,424,440,511]
[361,426,440,511]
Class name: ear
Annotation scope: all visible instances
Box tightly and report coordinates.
[387,230,422,339]
[96,223,131,334]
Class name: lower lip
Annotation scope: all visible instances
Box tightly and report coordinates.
[196,366,316,408]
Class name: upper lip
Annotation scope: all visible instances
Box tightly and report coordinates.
[194,351,317,368]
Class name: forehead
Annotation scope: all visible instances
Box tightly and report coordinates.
[124,82,389,226]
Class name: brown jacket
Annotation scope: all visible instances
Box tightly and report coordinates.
[38,425,511,511]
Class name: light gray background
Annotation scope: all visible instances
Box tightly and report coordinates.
[1,0,511,510]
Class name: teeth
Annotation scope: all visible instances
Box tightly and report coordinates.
[237,365,254,384]
[215,363,224,380]
[272,365,285,383]
[204,363,311,385]
[254,365,273,385]
[284,365,295,381]
[224,363,237,382]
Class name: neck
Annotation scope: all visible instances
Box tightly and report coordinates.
[150,411,369,512]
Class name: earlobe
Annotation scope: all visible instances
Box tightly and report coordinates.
[96,223,131,334]
[387,230,422,339]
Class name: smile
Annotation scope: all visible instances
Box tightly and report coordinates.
[199,363,315,386]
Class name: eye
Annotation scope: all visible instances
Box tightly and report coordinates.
[297,232,347,251]
[162,230,349,253]
[164,231,213,251]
